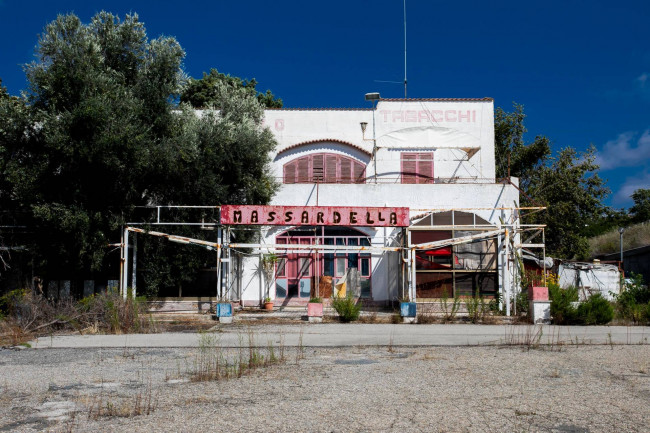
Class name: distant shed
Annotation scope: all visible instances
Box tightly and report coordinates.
[558,261,620,301]
[597,245,650,287]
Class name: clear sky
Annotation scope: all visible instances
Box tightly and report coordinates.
[1,0,648,208]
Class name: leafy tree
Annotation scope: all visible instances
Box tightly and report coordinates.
[181,68,283,109]
[581,207,629,238]
[138,82,278,296]
[526,146,609,259]
[0,13,279,295]
[630,189,650,223]
[0,79,35,278]
[495,104,551,186]
[6,12,186,278]
[495,103,609,259]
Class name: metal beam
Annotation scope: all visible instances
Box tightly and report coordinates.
[410,229,504,250]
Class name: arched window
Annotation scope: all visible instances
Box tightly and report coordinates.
[283,153,366,184]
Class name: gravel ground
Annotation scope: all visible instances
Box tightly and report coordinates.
[1,343,649,432]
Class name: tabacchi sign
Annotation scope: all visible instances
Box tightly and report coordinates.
[220,205,410,227]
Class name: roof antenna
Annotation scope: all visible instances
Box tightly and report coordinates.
[373,1,409,97]
[403,0,407,98]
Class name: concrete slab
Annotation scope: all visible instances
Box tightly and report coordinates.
[28,324,650,349]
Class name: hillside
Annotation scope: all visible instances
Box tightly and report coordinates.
[589,221,650,257]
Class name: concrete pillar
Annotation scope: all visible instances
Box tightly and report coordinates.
[59,280,71,299]
[47,281,58,300]
[107,280,119,293]
[83,280,94,298]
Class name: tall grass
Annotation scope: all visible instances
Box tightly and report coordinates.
[0,290,155,345]
[589,221,650,256]
[189,329,285,382]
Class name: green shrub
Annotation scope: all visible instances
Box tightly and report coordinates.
[550,284,614,325]
[308,297,323,303]
[515,291,529,315]
[331,294,361,323]
[576,294,614,325]
[614,273,650,324]
[441,291,461,322]
[488,292,502,315]
[549,284,579,325]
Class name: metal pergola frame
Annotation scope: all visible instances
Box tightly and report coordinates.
[119,205,547,317]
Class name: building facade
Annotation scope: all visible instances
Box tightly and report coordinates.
[221,98,525,311]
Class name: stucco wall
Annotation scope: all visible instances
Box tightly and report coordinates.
[234,181,519,303]
[233,99,512,304]
[263,99,495,183]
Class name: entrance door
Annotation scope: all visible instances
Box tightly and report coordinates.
[278,237,313,299]
[275,228,372,299]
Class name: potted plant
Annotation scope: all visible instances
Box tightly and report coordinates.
[261,254,278,310]
[307,297,323,318]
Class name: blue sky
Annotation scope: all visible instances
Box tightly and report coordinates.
[1,0,648,208]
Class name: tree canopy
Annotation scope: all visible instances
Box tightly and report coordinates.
[181,68,283,109]
[0,12,278,294]
[630,189,650,223]
[495,104,609,259]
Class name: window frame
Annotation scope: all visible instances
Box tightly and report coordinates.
[400,152,434,184]
[283,153,366,184]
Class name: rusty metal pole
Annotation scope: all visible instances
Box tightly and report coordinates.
[216,227,222,300]
[119,229,125,298]
[131,233,137,299]
[122,227,129,299]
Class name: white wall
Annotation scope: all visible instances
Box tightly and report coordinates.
[234,182,519,303]
[233,99,511,304]
[263,99,495,182]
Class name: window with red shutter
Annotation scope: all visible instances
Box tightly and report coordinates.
[418,153,434,184]
[312,154,324,182]
[296,157,309,183]
[401,154,417,184]
[353,161,366,183]
[283,153,366,184]
[340,158,351,183]
[284,162,296,184]
[401,152,434,184]
[325,154,338,183]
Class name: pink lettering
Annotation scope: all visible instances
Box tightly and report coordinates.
[458,110,470,122]
[473,111,476,122]
[445,110,456,122]
[432,110,443,122]
[392,111,405,122]
[405,110,417,122]
[380,110,390,122]
[418,111,430,122]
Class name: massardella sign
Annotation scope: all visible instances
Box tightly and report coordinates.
[220,205,410,227]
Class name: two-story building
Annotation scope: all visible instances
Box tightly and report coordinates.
[219,97,527,312]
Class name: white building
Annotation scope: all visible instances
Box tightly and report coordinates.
[222,97,526,311]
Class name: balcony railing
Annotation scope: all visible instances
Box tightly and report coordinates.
[278,175,498,185]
